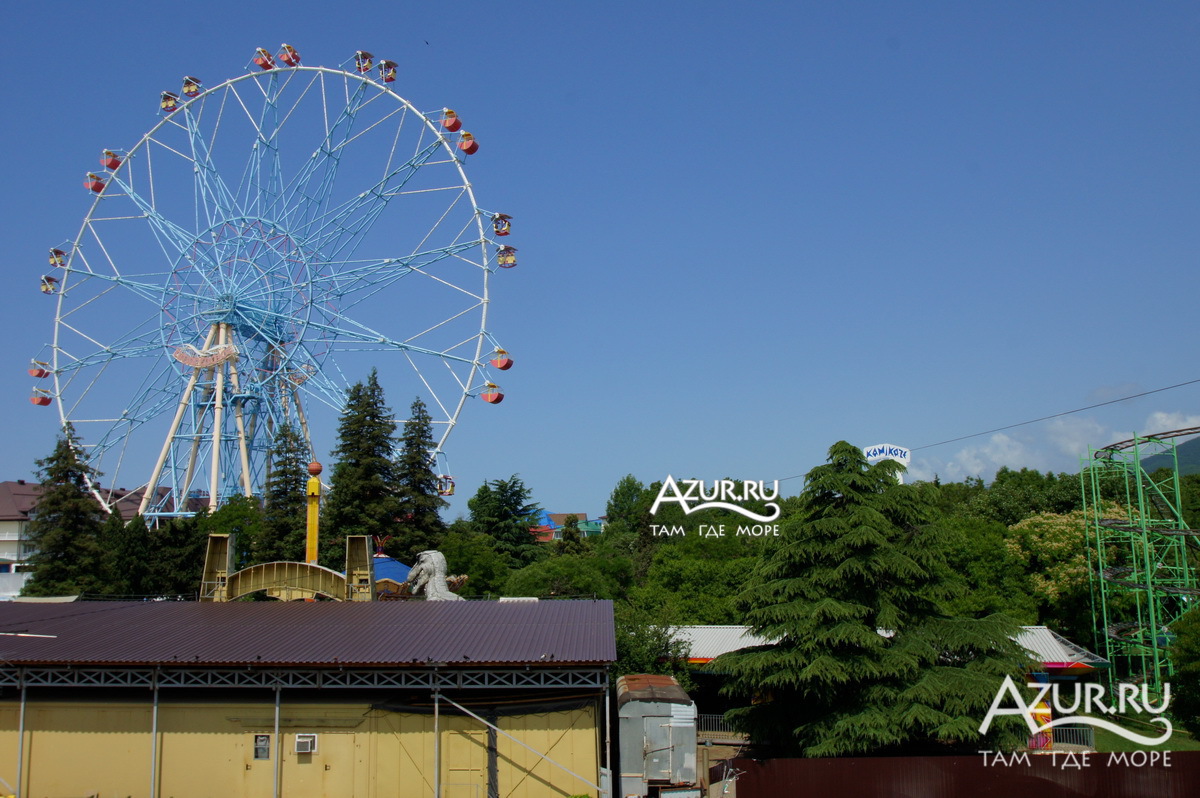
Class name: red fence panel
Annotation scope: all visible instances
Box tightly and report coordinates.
[715,751,1199,798]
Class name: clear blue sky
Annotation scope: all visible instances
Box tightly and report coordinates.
[1,1,1197,520]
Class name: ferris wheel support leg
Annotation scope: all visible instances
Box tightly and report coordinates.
[226,341,254,498]
[291,385,316,461]
[139,325,219,515]
[209,324,229,509]
[182,381,215,504]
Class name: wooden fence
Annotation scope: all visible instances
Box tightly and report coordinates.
[712,751,1199,797]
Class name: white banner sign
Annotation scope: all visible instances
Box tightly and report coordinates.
[863,443,911,466]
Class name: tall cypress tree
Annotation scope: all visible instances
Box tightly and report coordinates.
[22,426,106,597]
[715,441,1030,756]
[256,422,309,564]
[320,370,402,569]
[388,397,448,563]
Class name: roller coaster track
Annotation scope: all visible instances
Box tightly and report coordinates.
[1094,426,1200,459]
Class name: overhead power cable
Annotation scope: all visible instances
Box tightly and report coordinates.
[775,376,1200,484]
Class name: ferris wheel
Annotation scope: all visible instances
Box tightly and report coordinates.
[34,45,515,521]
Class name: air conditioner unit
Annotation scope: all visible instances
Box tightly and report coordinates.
[295,734,318,754]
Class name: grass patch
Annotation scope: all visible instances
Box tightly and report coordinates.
[1089,715,1200,752]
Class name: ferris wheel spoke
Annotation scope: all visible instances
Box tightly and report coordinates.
[180,107,241,229]
[299,140,443,255]
[274,75,374,234]
[106,180,212,269]
[314,242,482,306]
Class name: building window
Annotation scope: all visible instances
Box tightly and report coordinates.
[253,734,271,760]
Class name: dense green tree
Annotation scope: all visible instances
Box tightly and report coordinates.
[201,495,265,570]
[715,441,1031,757]
[388,398,447,562]
[612,601,692,684]
[468,475,543,565]
[321,371,402,569]
[21,427,106,597]
[598,475,655,576]
[630,555,758,625]
[1170,605,1200,735]
[606,475,648,533]
[147,513,209,598]
[504,554,632,599]
[439,519,514,597]
[256,422,310,564]
[555,514,586,556]
[938,516,1039,623]
[99,512,153,596]
[967,467,1080,526]
[1005,508,1098,645]
[927,476,987,517]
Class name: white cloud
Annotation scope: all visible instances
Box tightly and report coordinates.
[1142,411,1200,433]
[908,409,1200,485]
[1045,416,1117,459]
[910,433,1038,483]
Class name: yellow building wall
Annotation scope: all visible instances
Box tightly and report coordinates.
[0,698,599,798]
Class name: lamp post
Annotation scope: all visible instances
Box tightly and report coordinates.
[305,462,322,565]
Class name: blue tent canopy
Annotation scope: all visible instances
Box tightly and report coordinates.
[372,556,411,583]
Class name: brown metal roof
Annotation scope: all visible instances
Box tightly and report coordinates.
[547,513,588,525]
[0,600,615,667]
[616,674,691,706]
[0,481,171,522]
[0,481,42,522]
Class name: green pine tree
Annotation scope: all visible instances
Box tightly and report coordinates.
[715,441,1032,757]
[468,475,543,566]
[388,397,448,563]
[256,422,310,564]
[555,514,586,556]
[21,426,106,597]
[99,512,153,596]
[147,513,209,598]
[321,370,402,569]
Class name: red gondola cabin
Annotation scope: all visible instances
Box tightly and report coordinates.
[49,249,66,267]
[278,44,301,67]
[101,151,122,171]
[379,60,397,83]
[254,48,275,70]
[355,51,374,72]
[496,246,517,268]
[441,110,462,132]
[492,214,512,236]
[490,349,513,370]
[28,360,50,379]
[161,92,179,113]
[182,76,202,97]
[480,383,504,404]
[30,390,52,407]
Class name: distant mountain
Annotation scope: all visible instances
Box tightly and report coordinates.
[1141,435,1200,475]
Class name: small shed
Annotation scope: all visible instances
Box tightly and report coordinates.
[616,674,697,797]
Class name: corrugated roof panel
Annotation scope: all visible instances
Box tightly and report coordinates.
[674,624,1108,668]
[0,600,615,667]
[672,625,771,661]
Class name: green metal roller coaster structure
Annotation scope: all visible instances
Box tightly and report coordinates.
[1081,427,1200,697]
